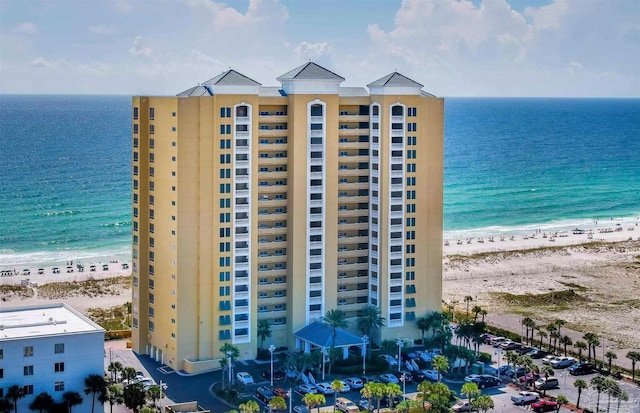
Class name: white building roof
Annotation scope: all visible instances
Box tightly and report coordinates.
[0,303,104,340]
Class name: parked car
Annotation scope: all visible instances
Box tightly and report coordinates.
[490,337,507,347]
[551,357,577,369]
[379,354,398,367]
[356,399,374,412]
[335,397,359,413]
[531,400,558,412]
[569,362,594,376]
[527,349,549,359]
[409,370,426,381]
[464,374,482,383]
[495,365,511,376]
[272,388,289,399]
[516,346,533,355]
[315,382,335,395]
[500,341,522,350]
[451,400,471,412]
[262,370,286,382]
[534,377,559,390]
[391,371,413,383]
[518,372,541,385]
[379,373,400,384]
[511,391,540,405]
[421,369,440,381]
[484,334,496,344]
[506,366,526,378]
[336,380,351,393]
[541,355,558,365]
[237,372,255,385]
[295,384,318,395]
[256,386,275,403]
[344,377,364,390]
[380,396,402,408]
[476,375,501,389]
[294,406,309,413]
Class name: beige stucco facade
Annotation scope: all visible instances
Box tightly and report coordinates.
[131,63,443,372]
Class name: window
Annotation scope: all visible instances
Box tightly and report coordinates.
[54,381,65,392]
[149,124,155,134]
[219,330,231,340]
[24,365,34,375]
[406,284,416,294]
[133,107,139,120]
[54,343,64,354]
[55,362,65,373]
[408,122,417,132]
[408,107,417,117]
[23,385,34,395]
[149,107,155,120]
[24,346,34,357]
[133,124,139,134]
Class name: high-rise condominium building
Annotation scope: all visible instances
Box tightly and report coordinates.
[131,62,443,373]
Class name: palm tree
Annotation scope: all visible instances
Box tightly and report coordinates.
[220,343,240,386]
[123,383,146,413]
[479,309,488,322]
[575,341,588,360]
[257,319,272,349]
[537,330,547,349]
[472,395,494,413]
[121,367,137,383]
[614,389,629,413]
[323,309,348,349]
[239,400,260,413]
[546,324,557,350]
[357,305,385,356]
[0,398,13,413]
[416,316,431,344]
[384,383,402,409]
[573,379,588,409]
[302,393,325,413]
[7,385,25,413]
[472,306,482,322]
[460,382,480,405]
[463,296,473,320]
[583,332,600,364]
[269,397,287,413]
[521,317,533,345]
[540,366,555,397]
[604,378,620,413]
[605,351,618,373]
[626,350,640,381]
[62,391,83,413]
[107,361,123,383]
[84,373,107,413]
[432,355,449,381]
[559,335,572,356]
[331,380,344,413]
[145,385,162,408]
[103,385,123,413]
[554,319,566,337]
[591,376,607,412]
[360,383,374,413]
[29,393,54,413]
[554,395,569,413]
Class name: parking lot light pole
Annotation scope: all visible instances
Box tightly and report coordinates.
[226,350,233,383]
[495,350,503,379]
[321,348,328,381]
[400,375,406,401]
[362,335,369,375]
[269,344,276,386]
[396,339,404,372]
[288,389,292,413]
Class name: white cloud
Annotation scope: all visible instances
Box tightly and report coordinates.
[31,57,68,69]
[294,41,331,61]
[129,36,153,57]
[14,22,38,35]
[89,25,117,35]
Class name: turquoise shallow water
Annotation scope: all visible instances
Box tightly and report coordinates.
[0,96,638,267]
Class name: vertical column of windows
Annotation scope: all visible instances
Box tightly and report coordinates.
[147,106,156,333]
[388,104,406,326]
[307,102,326,322]
[232,104,251,343]
[404,107,418,322]
[368,103,381,307]
[131,105,140,330]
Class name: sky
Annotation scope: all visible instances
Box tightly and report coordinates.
[0,0,638,97]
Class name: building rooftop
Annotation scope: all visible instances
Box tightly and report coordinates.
[277,62,345,81]
[0,303,104,340]
[368,72,424,88]
[176,85,213,97]
[203,69,262,86]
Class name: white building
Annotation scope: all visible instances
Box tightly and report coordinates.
[0,303,105,413]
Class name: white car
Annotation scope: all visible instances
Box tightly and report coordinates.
[315,382,335,395]
[421,369,440,381]
[379,354,398,367]
[379,373,400,384]
[511,391,539,405]
[296,384,318,395]
[541,355,558,365]
[551,357,577,368]
[452,400,471,412]
[236,372,255,385]
[344,377,363,390]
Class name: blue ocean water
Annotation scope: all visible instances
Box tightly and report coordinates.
[0,95,639,267]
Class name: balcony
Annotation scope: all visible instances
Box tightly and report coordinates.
[338,114,369,122]
[259,113,288,123]
[338,127,370,137]
[338,181,369,191]
[259,128,288,137]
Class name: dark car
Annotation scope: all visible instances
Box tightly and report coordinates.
[256,386,275,403]
[476,375,501,389]
[392,371,414,383]
[262,370,286,382]
[516,346,533,355]
[507,367,526,378]
[380,396,402,408]
[528,349,549,359]
[409,370,426,382]
[569,362,594,376]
